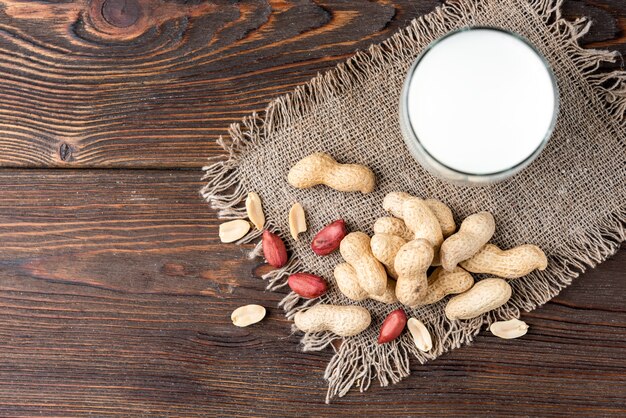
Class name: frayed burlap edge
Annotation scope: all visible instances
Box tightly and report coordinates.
[201,0,626,403]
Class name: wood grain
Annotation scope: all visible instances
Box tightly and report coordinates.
[0,0,624,415]
[0,170,623,416]
[0,0,621,168]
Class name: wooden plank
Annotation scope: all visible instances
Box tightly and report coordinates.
[0,0,622,168]
[0,169,623,415]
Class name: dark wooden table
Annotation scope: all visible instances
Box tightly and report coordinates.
[0,0,624,416]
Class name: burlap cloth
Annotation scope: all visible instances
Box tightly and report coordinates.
[202,0,626,402]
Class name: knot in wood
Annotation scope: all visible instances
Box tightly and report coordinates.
[59,143,73,162]
[101,0,141,28]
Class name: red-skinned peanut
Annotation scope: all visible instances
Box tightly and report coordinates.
[288,273,328,298]
[378,309,407,344]
[311,220,348,255]
[262,230,288,268]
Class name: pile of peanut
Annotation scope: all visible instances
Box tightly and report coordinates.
[221,153,545,345]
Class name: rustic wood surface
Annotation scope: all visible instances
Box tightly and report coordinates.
[0,0,623,416]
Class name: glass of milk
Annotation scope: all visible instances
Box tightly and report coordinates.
[399,27,559,185]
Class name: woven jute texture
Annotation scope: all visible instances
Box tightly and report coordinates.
[202,0,626,402]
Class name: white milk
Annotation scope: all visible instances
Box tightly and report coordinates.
[405,29,557,176]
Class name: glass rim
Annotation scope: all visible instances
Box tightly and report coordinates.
[399,26,560,180]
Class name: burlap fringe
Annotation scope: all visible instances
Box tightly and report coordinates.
[201,0,626,403]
